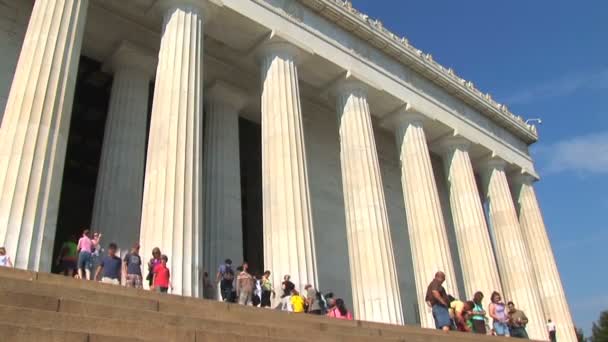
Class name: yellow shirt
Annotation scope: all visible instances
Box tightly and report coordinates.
[291,295,305,313]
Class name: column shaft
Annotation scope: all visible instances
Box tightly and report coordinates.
[92,67,150,256]
[482,162,546,340]
[0,0,88,270]
[514,178,577,342]
[259,43,317,294]
[441,139,502,303]
[395,115,458,328]
[203,82,245,296]
[140,3,204,297]
[336,81,403,324]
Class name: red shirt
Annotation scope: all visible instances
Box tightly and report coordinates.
[153,263,170,288]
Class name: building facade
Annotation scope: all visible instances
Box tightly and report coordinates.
[0,0,575,340]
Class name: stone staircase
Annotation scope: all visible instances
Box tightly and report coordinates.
[0,267,509,342]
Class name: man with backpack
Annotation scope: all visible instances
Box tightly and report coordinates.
[304,284,326,315]
[216,258,235,302]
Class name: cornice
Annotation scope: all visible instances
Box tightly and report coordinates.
[295,0,539,144]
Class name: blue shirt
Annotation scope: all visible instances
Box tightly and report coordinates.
[124,253,142,276]
[100,255,122,279]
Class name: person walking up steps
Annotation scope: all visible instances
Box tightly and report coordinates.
[94,243,122,285]
[76,229,97,280]
[152,255,172,294]
[216,259,235,302]
[123,243,143,289]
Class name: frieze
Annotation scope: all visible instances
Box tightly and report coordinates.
[293,0,538,143]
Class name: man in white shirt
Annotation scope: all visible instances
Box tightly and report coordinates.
[547,319,557,342]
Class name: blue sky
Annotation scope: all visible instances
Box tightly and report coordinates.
[352,0,607,335]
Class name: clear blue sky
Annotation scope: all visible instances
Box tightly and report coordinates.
[352,0,607,335]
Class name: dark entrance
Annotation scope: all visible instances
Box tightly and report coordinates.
[51,56,112,272]
[239,118,264,276]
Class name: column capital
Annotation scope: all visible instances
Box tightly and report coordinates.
[205,80,249,112]
[334,78,369,98]
[510,171,539,186]
[380,103,429,132]
[103,41,157,79]
[434,135,472,155]
[256,40,307,65]
[154,0,221,20]
[480,156,508,172]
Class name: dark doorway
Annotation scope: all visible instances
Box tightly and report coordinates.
[239,118,264,276]
[51,56,112,272]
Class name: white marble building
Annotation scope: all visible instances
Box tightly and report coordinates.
[0,0,575,340]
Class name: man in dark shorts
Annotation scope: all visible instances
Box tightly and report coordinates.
[425,271,451,331]
[123,243,143,288]
[216,258,235,301]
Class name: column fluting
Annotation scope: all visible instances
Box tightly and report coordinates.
[336,80,403,324]
[513,175,577,342]
[91,42,156,257]
[0,0,88,271]
[392,113,458,328]
[481,159,546,340]
[140,1,205,297]
[203,81,247,298]
[440,137,502,303]
[259,41,318,295]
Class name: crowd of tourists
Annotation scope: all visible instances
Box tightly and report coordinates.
[51,229,353,319]
[426,271,557,341]
[0,231,558,340]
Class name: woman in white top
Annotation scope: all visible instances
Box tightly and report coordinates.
[0,247,13,267]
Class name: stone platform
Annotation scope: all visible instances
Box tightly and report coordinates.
[0,267,519,342]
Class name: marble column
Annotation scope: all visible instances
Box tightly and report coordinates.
[91,42,156,257]
[140,0,206,297]
[258,41,318,295]
[390,112,458,328]
[0,0,88,271]
[481,158,546,340]
[203,81,247,299]
[335,80,403,324]
[513,174,576,342]
[439,137,502,303]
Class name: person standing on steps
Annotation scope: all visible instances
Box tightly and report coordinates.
[261,270,275,308]
[326,298,353,320]
[0,247,13,267]
[547,319,557,342]
[507,301,529,339]
[146,247,162,288]
[94,243,122,285]
[304,284,323,315]
[425,271,452,331]
[123,243,143,289]
[470,291,488,334]
[236,262,254,305]
[216,258,235,302]
[489,291,509,337]
[152,254,172,294]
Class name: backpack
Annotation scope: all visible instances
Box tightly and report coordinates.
[222,265,234,281]
[316,291,328,314]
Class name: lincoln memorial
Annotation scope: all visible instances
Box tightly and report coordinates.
[0,0,575,340]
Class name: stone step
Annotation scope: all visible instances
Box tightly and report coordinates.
[0,322,147,342]
[0,268,510,342]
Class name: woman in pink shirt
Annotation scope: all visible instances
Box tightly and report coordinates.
[327,298,353,320]
[76,229,100,280]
